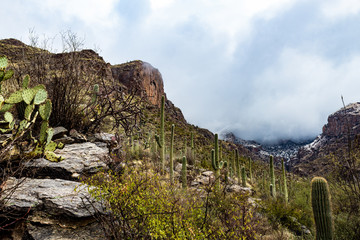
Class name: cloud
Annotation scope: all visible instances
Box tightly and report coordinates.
[226,48,360,143]
[143,0,300,58]
[33,0,120,28]
[2,0,360,144]
[321,0,360,19]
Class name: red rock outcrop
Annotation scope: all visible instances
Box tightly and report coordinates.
[322,102,360,138]
[111,60,165,107]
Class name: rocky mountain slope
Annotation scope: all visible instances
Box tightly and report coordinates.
[223,101,360,175]
[0,39,262,238]
[293,102,360,175]
[223,132,313,166]
[0,38,184,123]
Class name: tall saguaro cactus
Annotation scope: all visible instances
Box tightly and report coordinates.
[311,177,334,240]
[212,134,224,190]
[269,155,276,198]
[190,132,195,161]
[182,156,187,189]
[235,149,241,185]
[241,166,246,187]
[155,95,166,172]
[281,158,288,204]
[170,124,175,184]
[248,157,253,184]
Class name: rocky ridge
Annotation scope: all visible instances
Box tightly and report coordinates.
[293,102,360,175]
[0,38,185,123]
[223,132,312,166]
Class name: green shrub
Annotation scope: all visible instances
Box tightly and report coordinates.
[85,165,260,239]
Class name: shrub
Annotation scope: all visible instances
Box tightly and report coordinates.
[84,166,260,239]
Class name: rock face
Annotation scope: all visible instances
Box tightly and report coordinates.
[25,142,108,180]
[322,102,360,138]
[0,139,109,239]
[293,102,360,175]
[111,60,165,106]
[3,178,103,218]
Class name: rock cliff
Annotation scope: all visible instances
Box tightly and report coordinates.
[0,39,184,120]
[293,102,360,175]
[111,60,165,106]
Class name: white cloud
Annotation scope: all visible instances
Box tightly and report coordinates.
[322,0,360,19]
[230,48,360,142]
[145,0,299,58]
[150,0,175,10]
[35,0,121,28]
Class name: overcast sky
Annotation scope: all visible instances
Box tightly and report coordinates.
[2,0,360,143]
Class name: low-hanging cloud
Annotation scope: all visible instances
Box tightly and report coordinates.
[222,48,360,143]
[1,0,360,144]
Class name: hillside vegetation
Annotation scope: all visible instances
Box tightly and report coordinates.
[0,37,359,239]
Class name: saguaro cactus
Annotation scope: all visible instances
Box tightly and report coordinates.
[248,157,253,184]
[182,156,187,189]
[170,124,175,184]
[241,166,246,187]
[155,95,166,172]
[230,150,236,179]
[235,149,241,185]
[270,184,274,198]
[269,155,276,198]
[282,158,288,203]
[311,177,334,240]
[190,132,195,161]
[212,134,225,190]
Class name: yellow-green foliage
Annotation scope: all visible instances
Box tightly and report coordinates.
[85,167,259,239]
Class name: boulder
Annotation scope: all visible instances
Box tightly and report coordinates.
[25,142,108,180]
[94,132,115,143]
[27,221,103,240]
[2,178,104,218]
[226,184,252,194]
[2,177,106,239]
[52,126,68,139]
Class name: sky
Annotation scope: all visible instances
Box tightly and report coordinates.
[2,0,360,143]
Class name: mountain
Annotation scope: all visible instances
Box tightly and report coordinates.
[293,102,360,175]
[223,132,313,166]
[0,38,254,161]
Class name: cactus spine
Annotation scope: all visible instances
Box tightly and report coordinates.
[241,166,246,187]
[281,158,288,204]
[269,155,276,198]
[212,134,224,190]
[170,124,175,184]
[311,177,333,240]
[182,156,187,189]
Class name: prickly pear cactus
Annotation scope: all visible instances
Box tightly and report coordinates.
[0,57,64,162]
[0,56,8,69]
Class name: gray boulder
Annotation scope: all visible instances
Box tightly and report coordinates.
[2,177,104,218]
[25,142,108,180]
